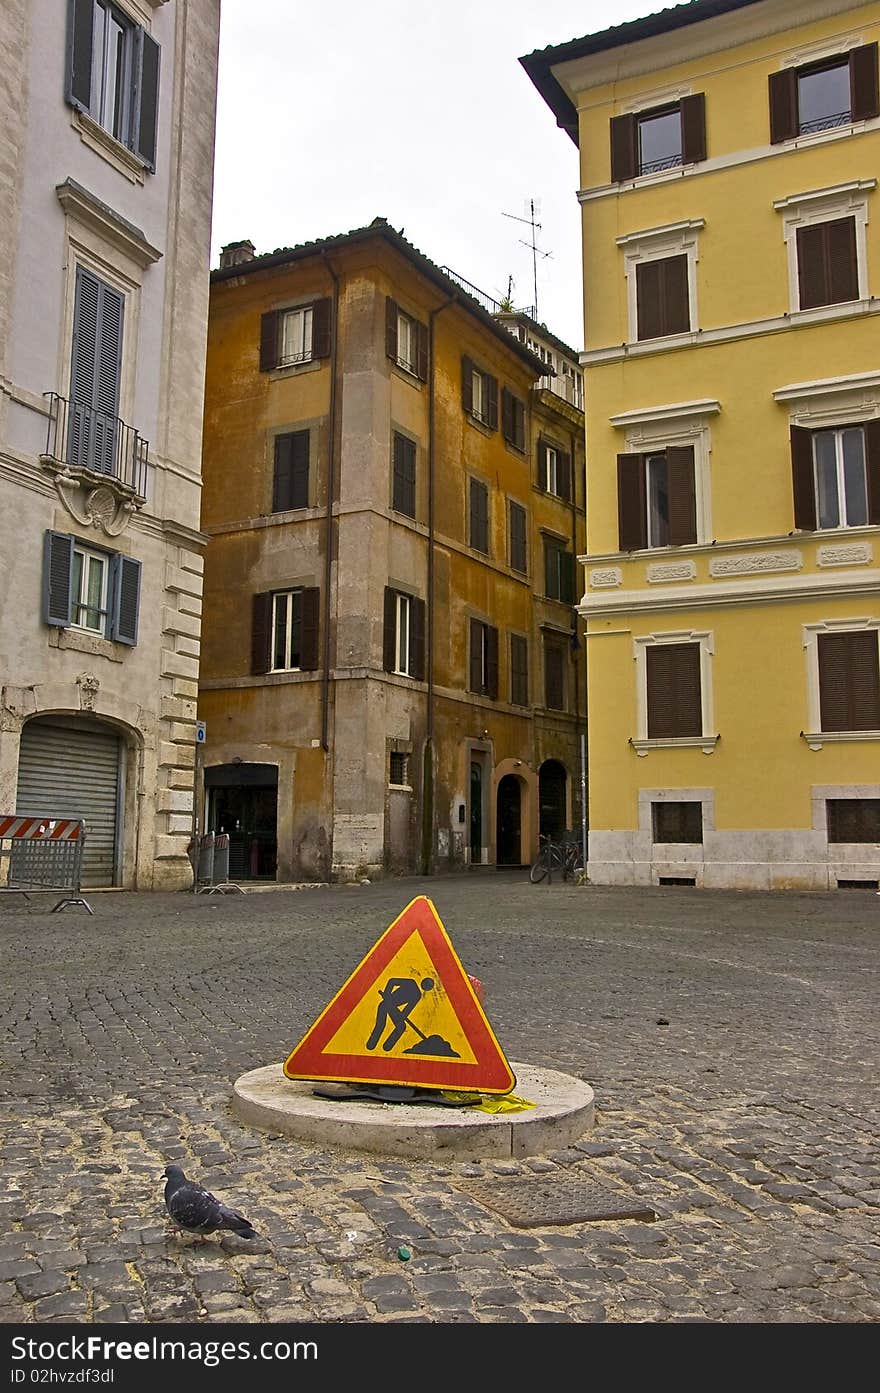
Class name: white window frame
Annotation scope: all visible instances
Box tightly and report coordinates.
[394,593,412,677]
[279,305,314,367]
[471,368,485,424]
[71,543,110,634]
[397,309,416,373]
[611,397,719,547]
[774,181,874,316]
[544,445,559,495]
[632,629,717,755]
[811,424,870,529]
[617,220,704,346]
[802,617,880,748]
[270,589,302,672]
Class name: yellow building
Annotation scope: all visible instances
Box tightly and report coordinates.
[522,0,880,889]
[199,221,586,882]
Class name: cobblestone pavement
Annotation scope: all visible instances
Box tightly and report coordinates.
[0,874,877,1326]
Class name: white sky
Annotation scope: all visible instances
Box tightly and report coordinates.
[210,1,673,351]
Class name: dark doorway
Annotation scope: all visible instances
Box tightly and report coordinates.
[538,760,567,840]
[205,763,278,880]
[496,774,522,866]
[470,761,482,863]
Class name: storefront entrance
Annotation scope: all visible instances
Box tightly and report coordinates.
[205,763,278,880]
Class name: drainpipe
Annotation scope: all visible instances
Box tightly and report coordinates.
[569,424,587,866]
[320,252,340,752]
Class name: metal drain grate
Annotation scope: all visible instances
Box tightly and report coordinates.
[459,1174,656,1228]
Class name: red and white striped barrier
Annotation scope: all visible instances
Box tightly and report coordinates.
[0,816,83,840]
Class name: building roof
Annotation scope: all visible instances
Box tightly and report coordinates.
[211,217,549,376]
[519,0,764,142]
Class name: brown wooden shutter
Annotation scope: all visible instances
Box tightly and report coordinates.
[251,592,272,674]
[487,625,499,699]
[790,425,817,530]
[537,438,548,489]
[311,298,331,359]
[636,260,662,341]
[461,356,473,413]
[769,68,797,143]
[560,551,575,605]
[558,450,572,501]
[259,312,278,372]
[647,642,702,738]
[416,319,428,381]
[509,501,527,573]
[681,93,706,164]
[610,112,637,180]
[865,419,880,525]
[411,597,426,680]
[827,218,859,303]
[515,397,526,450]
[667,445,697,545]
[469,620,482,691]
[383,587,396,672]
[501,386,514,443]
[851,42,880,122]
[819,631,880,731]
[385,297,398,361]
[544,640,565,711]
[618,453,647,550]
[300,586,320,670]
[272,435,292,511]
[661,255,690,334]
[486,374,498,430]
[796,224,825,309]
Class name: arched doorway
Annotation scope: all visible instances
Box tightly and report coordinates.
[538,759,567,840]
[496,774,522,866]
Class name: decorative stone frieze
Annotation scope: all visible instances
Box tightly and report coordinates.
[709,550,802,577]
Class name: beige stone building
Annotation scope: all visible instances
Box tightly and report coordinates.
[0,0,221,888]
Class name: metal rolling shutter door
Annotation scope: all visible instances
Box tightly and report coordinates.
[16,719,120,887]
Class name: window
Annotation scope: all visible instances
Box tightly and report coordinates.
[610,94,706,181]
[469,620,498,698]
[42,530,141,645]
[769,45,879,143]
[260,300,331,372]
[389,752,410,787]
[272,431,309,512]
[538,439,571,500]
[461,356,498,430]
[510,634,529,707]
[251,588,320,675]
[827,798,880,842]
[647,643,702,738]
[501,387,526,451]
[544,537,575,603]
[392,432,417,518]
[385,298,427,380]
[66,0,160,170]
[543,638,566,711]
[469,478,489,554]
[636,255,689,340]
[796,218,859,309]
[509,500,527,574]
[617,447,696,550]
[383,588,425,680]
[68,266,124,477]
[652,801,703,843]
[818,630,880,732]
[791,421,879,531]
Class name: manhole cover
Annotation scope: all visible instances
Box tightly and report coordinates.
[459,1174,656,1228]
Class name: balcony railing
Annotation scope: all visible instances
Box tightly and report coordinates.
[42,393,149,499]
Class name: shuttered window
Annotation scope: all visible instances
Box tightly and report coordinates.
[796,218,858,309]
[610,94,705,180]
[382,587,425,680]
[543,639,566,712]
[791,421,880,530]
[544,538,575,603]
[386,298,428,381]
[818,630,880,732]
[636,255,690,340]
[827,799,880,843]
[66,0,160,169]
[538,440,572,500]
[462,357,498,430]
[501,387,526,450]
[272,431,310,512]
[618,447,697,550]
[69,267,123,476]
[469,620,498,698]
[260,300,331,372]
[652,801,703,843]
[469,478,489,554]
[770,45,879,143]
[646,643,702,738]
[509,501,527,574]
[251,588,320,674]
[41,530,140,645]
[510,634,529,707]
[392,433,417,518]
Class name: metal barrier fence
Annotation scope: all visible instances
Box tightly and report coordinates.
[190,832,244,895]
[0,815,93,914]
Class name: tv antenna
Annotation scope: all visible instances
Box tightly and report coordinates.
[502,198,552,318]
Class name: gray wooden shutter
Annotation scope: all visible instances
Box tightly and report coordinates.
[510,634,528,705]
[865,419,880,525]
[469,621,482,692]
[259,312,278,372]
[560,550,575,605]
[43,531,74,627]
[311,298,331,359]
[667,445,697,545]
[851,42,880,121]
[300,587,320,670]
[790,425,817,530]
[646,642,702,738]
[610,112,637,180]
[461,356,474,413]
[110,554,141,645]
[509,501,526,573]
[618,453,647,550]
[819,631,880,731]
[487,625,499,699]
[681,93,706,164]
[291,431,310,508]
[769,68,797,143]
[416,319,429,382]
[558,450,572,501]
[411,597,426,681]
[251,592,272,674]
[383,587,396,672]
[70,268,122,475]
[385,297,398,361]
[134,29,160,170]
[66,0,94,111]
[470,478,488,552]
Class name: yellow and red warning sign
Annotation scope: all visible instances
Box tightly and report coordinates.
[283,896,515,1094]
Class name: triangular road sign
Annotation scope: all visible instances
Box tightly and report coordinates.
[283,896,515,1094]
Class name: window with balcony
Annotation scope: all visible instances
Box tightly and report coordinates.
[66,0,161,170]
[791,421,879,530]
[769,45,879,142]
[610,93,706,181]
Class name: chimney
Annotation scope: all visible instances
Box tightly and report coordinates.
[219,239,255,269]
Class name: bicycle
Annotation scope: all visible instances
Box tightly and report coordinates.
[528,831,584,884]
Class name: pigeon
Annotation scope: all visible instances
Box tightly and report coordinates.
[162,1164,259,1242]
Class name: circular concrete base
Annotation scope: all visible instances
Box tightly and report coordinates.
[232,1062,595,1161]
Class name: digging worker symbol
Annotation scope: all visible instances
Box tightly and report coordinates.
[367,976,435,1052]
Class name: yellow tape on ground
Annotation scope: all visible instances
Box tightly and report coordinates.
[439,1091,536,1113]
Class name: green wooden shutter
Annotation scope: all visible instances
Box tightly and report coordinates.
[291,430,310,508]
[510,634,528,706]
[411,597,426,681]
[383,587,396,672]
[385,297,398,361]
[43,531,74,628]
[470,478,488,553]
[487,625,499,699]
[558,450,572,501]
[560,550,575,605]
[272,434,292,512]
[300,587,320,670]
[110,554,141,645]
[667,445,697,545]
[769,68,797,143]
[259,312,278,372]
[69,267,122,475]
[469,621,482,692]
[251,593,272,675]
[618,453,647,550]
[66,0,94,112]
[311,298,331,359]
[461,356,474,413]
[485,374,498,430]
[610,112,637,180]
[416,319,429,382]
[791,426,817,529]
[135,29,160,170]
[509,501,527,573]
[501,387,514,443]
